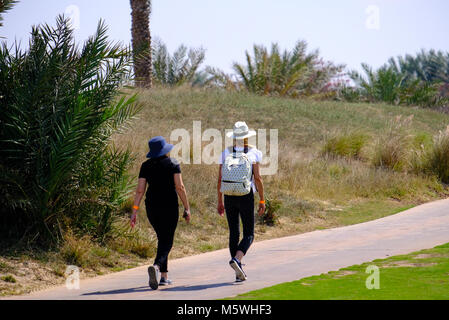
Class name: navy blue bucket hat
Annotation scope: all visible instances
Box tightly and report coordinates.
[147,136,174,159]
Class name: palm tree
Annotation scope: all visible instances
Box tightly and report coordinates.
[152,37,206,86]
[130,0,152,88]
[0,16,140,245]
[228,41,343,97]
[0,0,18,28]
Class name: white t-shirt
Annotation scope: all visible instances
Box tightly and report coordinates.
[219,146,263,193]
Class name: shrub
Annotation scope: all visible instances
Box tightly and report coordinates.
[0,16,140,245]
[0,261,13,273]
[130,241,153,259]
[335,85,362,102]
[60,231,92,267]
[425,126,449,183]
[1,275,16,283]
[372,116,413,171]
[106,218,156,258]
[322,131,368,159]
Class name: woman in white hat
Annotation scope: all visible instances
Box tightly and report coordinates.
[217,121,266,282]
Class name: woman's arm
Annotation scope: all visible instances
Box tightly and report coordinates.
[130,178,147,228]
[174,173,191,222]
[253,163,266,216]
[217,165,225,216]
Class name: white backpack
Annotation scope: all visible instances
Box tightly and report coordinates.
[220,147,252,196]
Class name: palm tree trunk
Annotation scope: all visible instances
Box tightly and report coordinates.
[130,0,152,88]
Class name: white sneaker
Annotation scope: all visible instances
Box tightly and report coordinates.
[148,265,159,290]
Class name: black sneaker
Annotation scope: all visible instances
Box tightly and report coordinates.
[148,265,159,290]
[159,277,173,286]
[229,258,247,282]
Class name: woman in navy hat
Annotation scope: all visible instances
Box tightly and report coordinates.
[130,136,191,290]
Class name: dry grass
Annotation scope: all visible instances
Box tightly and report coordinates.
[425,126,449,183]
[372,115,414,171]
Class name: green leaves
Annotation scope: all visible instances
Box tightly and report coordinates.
[0,16,139,245]
[349,50,449,108]
[213,40,344,97]
[0,0,18,28]
[152,38,206,86]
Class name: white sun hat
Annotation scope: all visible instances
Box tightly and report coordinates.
[226,121,257,140]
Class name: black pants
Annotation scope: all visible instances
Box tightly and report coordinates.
[224,190,255,258]
[146,203,179,273]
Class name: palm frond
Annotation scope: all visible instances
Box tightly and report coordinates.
[152,38,205,86]
[0,0,17,27]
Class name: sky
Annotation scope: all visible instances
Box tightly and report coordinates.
[2,0,449,74]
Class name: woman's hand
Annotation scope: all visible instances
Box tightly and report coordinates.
[258,202,266,216]
[130,211,137,228]
[217,202,225,217]
[131,178,147,229]
[183,209,191,224]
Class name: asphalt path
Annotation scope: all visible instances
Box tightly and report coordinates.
[6,198,449,300]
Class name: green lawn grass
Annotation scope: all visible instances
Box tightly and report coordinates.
[231,243,449,300]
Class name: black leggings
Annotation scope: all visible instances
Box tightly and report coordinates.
[224,191,255,258]
[146,203,179,273]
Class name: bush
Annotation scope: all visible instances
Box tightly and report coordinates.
[1,275,16,283]
[322,131,368,159]
[130,241,153,259]
[372,116,413,171]
[60,231,92,267]
[0,16,140,245]
[106,218,156,257]
[424,126,449,183]
[335,86,362,102]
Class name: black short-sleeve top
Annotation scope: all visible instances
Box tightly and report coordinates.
[138,156,181,207]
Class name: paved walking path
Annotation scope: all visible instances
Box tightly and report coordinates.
[6,198,449,300]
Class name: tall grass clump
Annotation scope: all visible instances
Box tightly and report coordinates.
[424,126,449,183]
[372,116,413,171]
[0,16,141,246]
[322,131,368,159]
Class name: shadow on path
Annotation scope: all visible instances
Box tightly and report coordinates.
[82,282,237,296]
[82,286,152,296]
[160,282,238,292]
